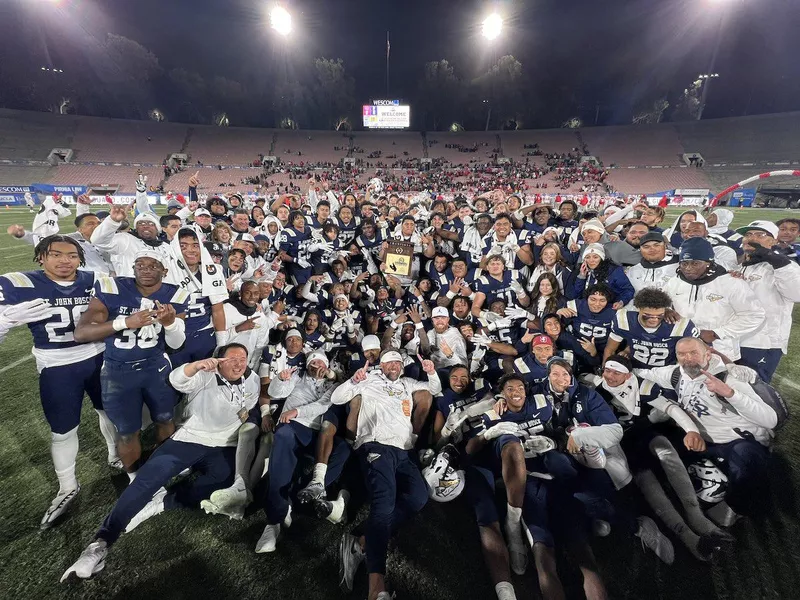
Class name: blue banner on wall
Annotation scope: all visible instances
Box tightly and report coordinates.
[32,184,88,196]
[729,188,757,207]
[0,185,38,206]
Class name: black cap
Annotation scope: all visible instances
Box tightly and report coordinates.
[640,231,666,245]
[204,241,224,256]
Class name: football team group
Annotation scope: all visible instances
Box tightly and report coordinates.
[2,172,800,600]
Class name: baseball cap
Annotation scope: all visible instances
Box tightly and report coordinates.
[640,231,666,246]
[236,233,256,244]
[95,210,110,220]
[679,237,715,262]
[431,306,450,318]
[362,335,381,352]
[167,199,182,210]
[254,234,269,242]
[583,243,606,260]
[735,220,779,238]
[195,208,211,217]
[532,334,554,347]
[204,241,224,256]
[380,350,403,364]
[285,329,302,340]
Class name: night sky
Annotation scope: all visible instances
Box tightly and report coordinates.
[3,0,799,126]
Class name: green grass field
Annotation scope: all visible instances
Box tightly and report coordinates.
[1,205,799,600]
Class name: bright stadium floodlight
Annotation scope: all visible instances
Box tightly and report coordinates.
[270,6,293,36]
[482,13,503,41]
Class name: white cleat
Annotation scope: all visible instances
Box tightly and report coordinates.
[60,540,108,582]
[636,516,675,565]
[124,488,167,533]
[202,486,252,520]
[255,523,280,553]
[283,504,293,528]
[41,486,80,530]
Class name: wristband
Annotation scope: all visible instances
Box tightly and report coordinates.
[112,316,128,331]
[389,322,399,329]
[415,323,424,330]
[260,405,271,418]
[446,290,456,299]
[164,320,179,331]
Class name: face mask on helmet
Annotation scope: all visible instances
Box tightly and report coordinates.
[422,445,465,503]
[688,459,728,504]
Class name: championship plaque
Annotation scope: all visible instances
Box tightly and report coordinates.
[385,241,414,277]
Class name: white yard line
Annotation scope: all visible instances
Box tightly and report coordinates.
[774,374,800,393]
[2,250,32,259]
[0,354,33,375]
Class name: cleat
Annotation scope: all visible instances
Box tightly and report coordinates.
[636,516,675,565]
[592,519,612,537]
[338,533,364,593]
[255,523,280,553]
[124,488,166,533]
[41,486,80,530]
[107,458,125,471]
[297,480,326,505]
[314,489,350,524]
[60,540,107,582]
[283,504,292,528]
[203,485,252,520]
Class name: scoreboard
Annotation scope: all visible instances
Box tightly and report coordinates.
[362,100,410,129]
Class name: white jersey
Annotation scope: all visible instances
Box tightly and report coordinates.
[625,261,678,295]
[736,259,800,353]
[663,271,766,361]
[169,367,260,447]
[90,217,181,281]
[217,304,279,369]
[331,370,442,450]
[427,326,468,369]
[637,357,777,446]
[268,372,337,430]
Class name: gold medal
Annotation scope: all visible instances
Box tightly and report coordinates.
[238,408,249,423]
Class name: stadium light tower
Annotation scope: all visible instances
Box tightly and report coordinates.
[270,6,293,36]
[482,13,503,41]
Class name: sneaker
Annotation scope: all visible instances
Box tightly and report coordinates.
[41,486,80,530]
[314,489,350,523]
[297,480,326,505]
[283,503,293,528]
[635,516,675,565]
[60,540,108,582]
[124,488,167,533]
[523,435,556,456]
[504,519,528,575]
[376,593,395,600]
[255,523,280,553]
[202,486,252,520]
[338,533,365,593]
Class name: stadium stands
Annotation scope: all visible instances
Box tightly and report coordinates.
[580,124,685,167]
[1,108,799,196]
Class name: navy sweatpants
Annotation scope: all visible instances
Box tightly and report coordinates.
[39,353,103,434]
[359,442,429,575]
[96,439,235,546]
[738,347,783,383]
[264,421,350,524]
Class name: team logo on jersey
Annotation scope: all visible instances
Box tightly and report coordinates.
[575,403,583,414]
[706,293,723,302]
[206,265,218,275]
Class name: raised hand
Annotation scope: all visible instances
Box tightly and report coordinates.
[406,306,422,324]
[701,370,734,399]
[195,357,227,372]
[470,333,493,347]
[189,171,200,187]
[278,366,298,381]
[235,316,259,332]
[579,337,597,357]
[417,353,435,375]
[109,205,127,223]
[505,307,530,321]
[352,361,370,383]
[153,301,177,327]
[6,224,25,238]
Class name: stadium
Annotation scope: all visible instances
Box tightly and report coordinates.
[2,1,800,600]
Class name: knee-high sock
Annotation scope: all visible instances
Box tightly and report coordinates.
[249,431,273,490]
[649,436,718,535]
[635,469,699,549]
[51,427,79,493]
[95,409,119,460]
[235,423,259,489]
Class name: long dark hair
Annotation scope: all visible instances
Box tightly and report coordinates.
[531,272,564,316]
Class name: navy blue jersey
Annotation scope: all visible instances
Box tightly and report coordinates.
[512,350,575,387]
[301,330,326,354]
[436,378,492,443]
[326,309,362,349]
[478,394,556,463]
[93,277,189,362]
[279,226,313,269]
[474,270,522,308]
[566,299,616,350]
[306,215,331,231]
[334,216,360,247]
[0,270,95,352]
[426,262,452,293]
[609,309,699,368]
[310,237,342,273]
[596,378,663,432]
